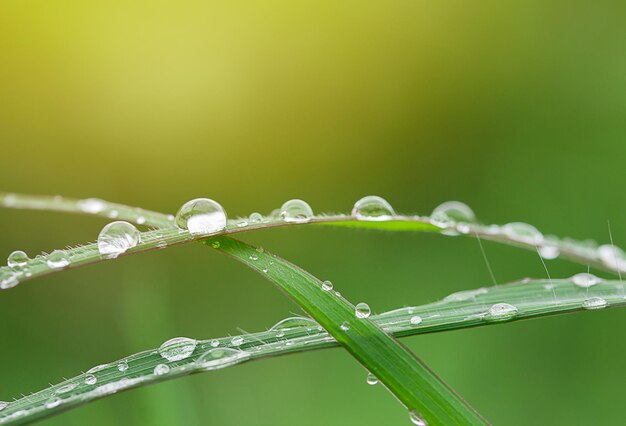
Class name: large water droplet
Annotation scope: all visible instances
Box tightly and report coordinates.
[572,273,600,288]
[7,250,29,267]
[352,196,395,221]
[366,372,378,385]
[175,198,227,235]
[78,198,107,214]
[47,250,70,269]
[0,270,19,289]
[153,364,170,376]
[159,337,197,362]
[582,297,607,310]
[280,199,313,223]
[597,244,626,272]
[502,222,543,244]
[485,303,518,322]
[270,317,319,331]
[431,201,476,225]
[97,221,141,259]
[196,348,249,370]
[355,302,371,319]
[409,410,427,426]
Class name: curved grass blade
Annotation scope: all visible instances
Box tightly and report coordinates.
[2,276,623,424]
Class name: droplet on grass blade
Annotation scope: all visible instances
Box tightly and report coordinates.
[280,199,313,223]
[159,337,197,362]
[175,198,227,235]
[352,195,395,221]
[97,221,141,258]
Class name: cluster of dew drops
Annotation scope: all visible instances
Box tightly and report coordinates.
[0,196,624,424]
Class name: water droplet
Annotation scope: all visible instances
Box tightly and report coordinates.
[78,198,107,214]
[45,397,62,409]
[538,245,560,260]
[280,199,313,223]
[352,195,395,221]
[409,316,422,325]
[56,382,78,394]
[355,302,371,319]
[236,219,248,228]
[196,348,249,370]
[502,222,543,244]
[0,270,19,289]
[262,267,269,273]
[249,212,263,223]
[117,361,129,372]
[598,244,626,271]
[0,401,8,411]
[97,221,141,259]
[175,198,227,235]
[154,364,170,376]
[572,273,600,288]
[409,410,427,426]
[431,201,476,225]
[7,250,29,267]
[231,336,244,346]
[47,250,70,269]
[321,280,333,291]
[87,364,109,374]
[84,374,97,385]
[210,339,220,347]
[340,321,350,331]
[366,372,378,385]
[249,254,258,261]
[485,303,518,322]
[159,337,197,362]
[136,216,146,225]
[270,317,319,331]
[443,288,488,302]
[582,297,607,310]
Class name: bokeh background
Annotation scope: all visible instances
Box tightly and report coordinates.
[1,1,626,425]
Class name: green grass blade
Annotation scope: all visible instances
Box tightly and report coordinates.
[2,276,622,425]
[209,236,487,425]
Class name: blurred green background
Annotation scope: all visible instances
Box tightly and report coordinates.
[1,1,625,425]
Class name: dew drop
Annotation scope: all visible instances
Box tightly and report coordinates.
[249,254,258,261]
[355,302,371,319]
[409,316,422,325]
[47,250,70,269]
[0,270,19,289]
[340,321,350,331]
[280,199,313,223]
[485,303,518,322]
[7,250,29,267]
[249,212,263,224]
[159,337,197,362]
[236,219,248,228]
[117,361,129,372]
[538,245,560,260]
[431,201,476,225]
[136,216,146,225]
[56,383,78,394]
[84,374,97,385]
[154,364,170,376]
[175,198,227,235]
[231,336,244,346]
[97,221,141,259]
[270,316,318,331]
[45,397,62,409]
[597,244,626,271]
[366,372,378,385]
[409,410,427,426]
[352,195,395,221]
[502,222,543,244]
[0,401,8,411]
[78,198,107,214]
[572,273,600,288]
[321,280,333,291]
[210,339,220,347]
[582,297,607,310]
[196,348,249,370]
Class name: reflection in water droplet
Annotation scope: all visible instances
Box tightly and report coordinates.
[352,195,395,221]
[175,198,227,235]
[355,302,371,319]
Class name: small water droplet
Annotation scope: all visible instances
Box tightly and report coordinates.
[45,397,62,409]
[159,337,197,362]
[84,374,97,385]
[340,321,350,331]
[78,198,107,214]
[572,273,600,288]
[262,267,269,273]
[236,219,248,228]
[321,280,333,291]
[231,336,244,346]
[249,212,263,223]
[210,339,220,347]
[355,302,371,319]
[539,245,560,260]
[7,250,29,267]
[409,316,422,325]
[409,410,427,426]
[175,198,227,235]
[366,372,378,385]
[0,401,9,411]
[249,254,258,261]
[47,250,70,269]
[352,195,395,221]
[97,221,141,259]
[0,270,19,289]
[136,215,146,225]
[117,361,129,372]
[154,364,170,376]
[280,199,313,223]
[502,222,543,244]
[485,303,518,322]
[582,297,607,310]
[56,382,78,394]
[196,348,249,370]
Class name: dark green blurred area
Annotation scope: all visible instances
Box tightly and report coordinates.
[1,1,625,425]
